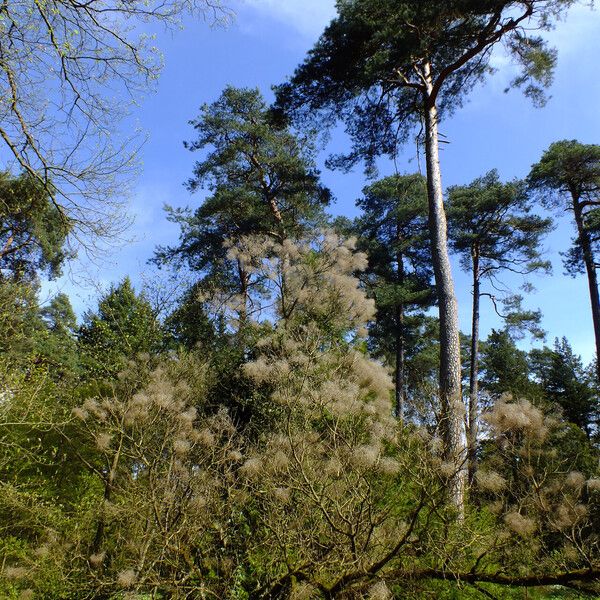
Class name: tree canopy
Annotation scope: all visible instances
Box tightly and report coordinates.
[276,0,570,169]
[0,0,229,245]
[0,172,72,280]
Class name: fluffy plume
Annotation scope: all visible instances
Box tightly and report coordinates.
[4,566,27,579]
[476,470,507,494]
[378,457,401,476]
[484,398,548,441]
[117,569,137,588]
[239,458,263,479]
[554,503,588,530]
[89,552,106,567]
[504,512,536,536]
[173,439,191,455]
[270,450,290,472]
[368,581,393,600]
[587,478,600,492]
[195,428,215,447]
[228,450,243,463]
[565,471,586,491]
[95,432,113,451]
[273,487,291,504]
[83,398,108,422]
[71,406,88,421]
[439,461,458,478]
[351,445,380,470]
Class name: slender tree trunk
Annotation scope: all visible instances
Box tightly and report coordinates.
[423,63,466,514]
[266,193,292,322]
[573,196,600,381]
[237,259,250,328]
[395,306,405,421]
[395,244,406,421]
[92,440,122,553]
[468,247,480,486]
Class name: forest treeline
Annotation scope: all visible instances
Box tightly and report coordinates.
[0,0,599,598]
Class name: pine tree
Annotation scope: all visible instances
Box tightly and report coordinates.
[154,87,330,327]
[480,329,534,401]
[529,338,598,437]
[447,170,551,481]
[78,278,162,377]
[0,172,72,281]
[529,140,600,380]
[275,0,573,511]
[354,174,434,420]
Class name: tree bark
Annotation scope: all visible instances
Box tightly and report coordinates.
[395,242,406,421]
[573,195,600,382]
[423,63,466,514]
[237,259,250,328]
[467,246,480,486]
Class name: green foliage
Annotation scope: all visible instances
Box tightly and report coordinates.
[351,174,436,417]
[154,87,331,327]
[0,281,79,380]
[355,174,434,328]
[529,338,598,437]
[0,280,44,367]
[164,282,222,351]
[529,139,600,278]
[0,241,599,597]
[0,172,72,281]
[78,277,163,378]
[480,329,535,401]
[275,0,569,170]
[185,86,330,228]
[35,294,80,379]
[448,170,552,282]
[448,169,552,337]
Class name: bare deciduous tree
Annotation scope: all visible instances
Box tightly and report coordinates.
[0,0,228,248]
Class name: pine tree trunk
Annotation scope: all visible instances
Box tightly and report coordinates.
[395,230,406,422]
[573,197,600,381]
[423,64,466,514]
[468,248,480,486]
[237,259,250,328]
[395,304,405,421]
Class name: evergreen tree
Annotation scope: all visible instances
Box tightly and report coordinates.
[0,172,72,281]
[164,283,221,351]
[447,170,551,480]
[0,280,44,369]
[529,140,600,380]
[36,293,80,378]
[529,337,598,437]
[276,0,572,510]
[354,173,434,420]
[78,278,162,377]
[480,329,534,401]
[154,87,330,327]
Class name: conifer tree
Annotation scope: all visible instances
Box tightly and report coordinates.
[154,87,330,327]
[276,0,574,510]
[0,172,72,281]
[530,338,598,437]
[78,278,162,377]
[36,293,80,378]
[529,140,600,380]
[480,329,534,401]
[447,170,552,481]
[354,174,434,420]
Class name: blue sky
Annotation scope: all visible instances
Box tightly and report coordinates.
[45,0,600,363]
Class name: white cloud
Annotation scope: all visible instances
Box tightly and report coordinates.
[238,0,336,38]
